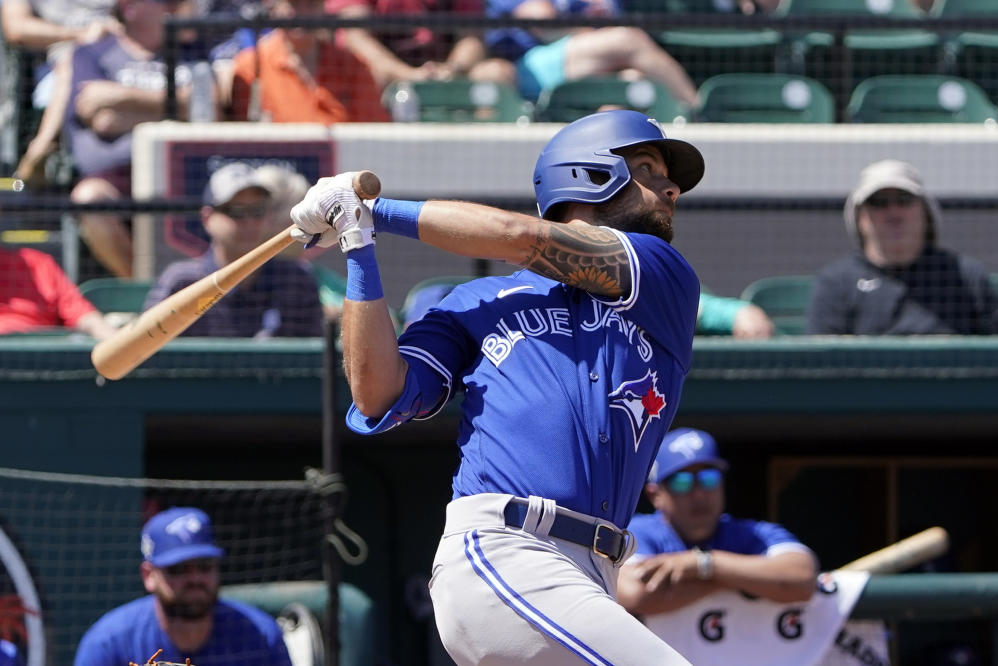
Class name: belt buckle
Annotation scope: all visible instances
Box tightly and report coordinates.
[592,523,620,561]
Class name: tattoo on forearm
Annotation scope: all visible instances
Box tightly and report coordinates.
[524,224,631,297]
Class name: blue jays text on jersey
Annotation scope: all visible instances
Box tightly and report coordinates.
[347,229,700,528]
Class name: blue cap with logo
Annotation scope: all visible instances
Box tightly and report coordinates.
[648,428,729,484]
[140,507,225,567]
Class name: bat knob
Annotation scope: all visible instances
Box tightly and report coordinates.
[353,171,381,200]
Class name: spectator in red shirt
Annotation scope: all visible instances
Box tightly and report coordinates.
[325,0,516,92]
[230,0,390,122]
[0,246,116,338]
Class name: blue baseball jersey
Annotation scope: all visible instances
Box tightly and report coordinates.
[627,512,808,558]
[350,230,699,527]
[73,596,292,666]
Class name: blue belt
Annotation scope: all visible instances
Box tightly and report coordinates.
[503,499,628,563]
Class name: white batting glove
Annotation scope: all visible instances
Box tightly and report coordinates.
[289,173,376,252]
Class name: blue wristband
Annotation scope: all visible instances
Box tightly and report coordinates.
[345,245,384,301]
[372,198,424,239]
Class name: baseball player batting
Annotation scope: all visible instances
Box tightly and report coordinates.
[290,109,705,665]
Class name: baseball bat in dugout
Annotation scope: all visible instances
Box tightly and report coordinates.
[91,171,381,380]
[837,526,950,574]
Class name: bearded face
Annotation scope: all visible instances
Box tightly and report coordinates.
[597,203,675,244]
[144,558,220,621]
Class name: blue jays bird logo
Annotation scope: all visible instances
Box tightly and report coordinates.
[609,370,666,451]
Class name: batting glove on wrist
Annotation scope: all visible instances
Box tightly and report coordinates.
[290,173,376,252]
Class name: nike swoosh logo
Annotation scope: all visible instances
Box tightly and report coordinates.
[497,286,533,298]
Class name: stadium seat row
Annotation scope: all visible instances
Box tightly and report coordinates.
[382,73,998,125]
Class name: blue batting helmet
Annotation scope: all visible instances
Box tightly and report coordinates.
[533,110,705,219]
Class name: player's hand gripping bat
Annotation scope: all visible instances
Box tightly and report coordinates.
[91,170,381,380]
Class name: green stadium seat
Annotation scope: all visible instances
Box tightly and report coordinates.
[933,0,998,102]
[534,77,690,123]
[628,0,788,86]
[782,0,939,93]
[739,275,814,335]
[77,278,152,314]
[846,74,998,123]
[696,73,835,123]
[381,80,532,123]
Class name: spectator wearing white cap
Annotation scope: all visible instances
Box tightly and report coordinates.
[143,162,323,337]
[808,159,998,335]
[73,506,292,666]
[617,428,817,616]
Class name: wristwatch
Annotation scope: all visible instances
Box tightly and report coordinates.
[693,546,714,580]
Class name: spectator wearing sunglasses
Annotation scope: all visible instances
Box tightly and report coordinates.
[74,506,292,666]
[143,162,323,338]
[808,159,998,335]
[617,428,817,616]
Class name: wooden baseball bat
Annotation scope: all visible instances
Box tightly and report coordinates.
[837,526,949,574]
[91,171,381,380]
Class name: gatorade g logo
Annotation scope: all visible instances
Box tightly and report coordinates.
[699,610,725,642]
[817,572,838,595]
[0,523,44,666]
[777,609,804,640]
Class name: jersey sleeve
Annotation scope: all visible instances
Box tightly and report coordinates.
[345,288,476,434]
[720,517,813,557]
[599,230,700,369]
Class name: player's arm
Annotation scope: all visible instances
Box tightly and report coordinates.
[618,548,816,615]
[709,549,817,603]
[617,555,719,615]
[290,176,631,417]
[416,200,632,298]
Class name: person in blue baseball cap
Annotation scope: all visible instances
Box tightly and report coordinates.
[618,427,818,616]
[73,507,292,666]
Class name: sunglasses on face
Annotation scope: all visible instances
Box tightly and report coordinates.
[162,559,218,577]
[215,204,269,220]
[864,192,918,209]
[663,468,723,495]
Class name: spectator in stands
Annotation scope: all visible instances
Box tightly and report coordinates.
[229,0,390,123]
[0,244,117,339]
[1,0,120,186]
[144,162,323,337]
[67,0,212,281]
[484,0,699,105]
[325,0,517,93]
[698,291,773,339]
[808,159,998,335]
[254,163,349,323]
[73,506,293,666]
[617,427,817,615]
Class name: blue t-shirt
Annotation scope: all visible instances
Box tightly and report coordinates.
[627,512,810,559]
[351,230,699,528]
[73,596,292,666]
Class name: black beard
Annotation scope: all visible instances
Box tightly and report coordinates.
[595,207,674,244]
[159,589,217,620]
